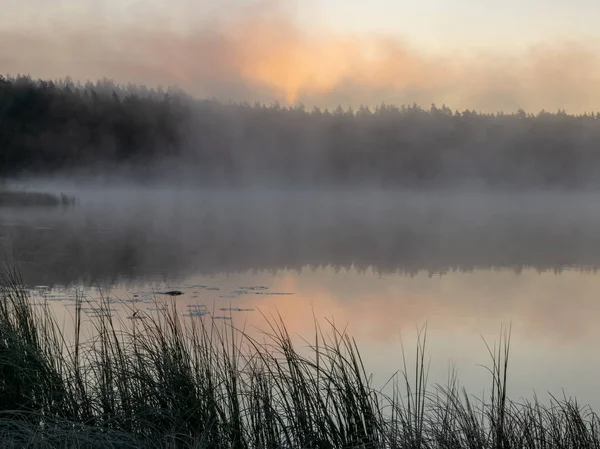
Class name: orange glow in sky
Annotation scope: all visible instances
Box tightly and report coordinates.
[2,1,600,112]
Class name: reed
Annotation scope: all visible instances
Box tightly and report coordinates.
[0,268,598,448]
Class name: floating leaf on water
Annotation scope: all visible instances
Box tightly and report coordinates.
[252,292,294,296]
[181,285,206,290]
[183,312,208,318]
[239,286,269,291]
[219,307,255,312]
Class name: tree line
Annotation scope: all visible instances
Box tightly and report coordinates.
[3,75,600,188]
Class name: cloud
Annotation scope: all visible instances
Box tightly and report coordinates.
[2,0,600,112]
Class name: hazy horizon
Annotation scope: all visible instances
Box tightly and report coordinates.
[3,0,600,113]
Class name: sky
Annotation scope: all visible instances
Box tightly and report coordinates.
[2,0,600,112]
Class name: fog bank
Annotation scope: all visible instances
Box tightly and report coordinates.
[2,0,600,112]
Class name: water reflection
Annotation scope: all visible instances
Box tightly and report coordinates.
[4,189,600,408]
[20,265,600,409]
[3,189,600,286]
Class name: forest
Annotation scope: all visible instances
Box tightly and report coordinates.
[2,75,600,188]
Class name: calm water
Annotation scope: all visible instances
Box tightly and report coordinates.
[2,186,600,407]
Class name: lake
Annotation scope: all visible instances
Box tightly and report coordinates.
[2,185,600,409]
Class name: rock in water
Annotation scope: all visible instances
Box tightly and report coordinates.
[162,290,184,296]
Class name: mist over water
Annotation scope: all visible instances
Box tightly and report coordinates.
[5,185,600,285]
[3,183,600,409]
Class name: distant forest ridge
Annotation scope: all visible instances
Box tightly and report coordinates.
[2,74,600,187]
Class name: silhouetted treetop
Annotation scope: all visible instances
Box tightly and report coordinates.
[2,74,600,188]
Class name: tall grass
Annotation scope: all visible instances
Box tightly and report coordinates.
[0,268,599,448]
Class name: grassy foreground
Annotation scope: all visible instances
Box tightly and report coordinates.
[0,269,599,448]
